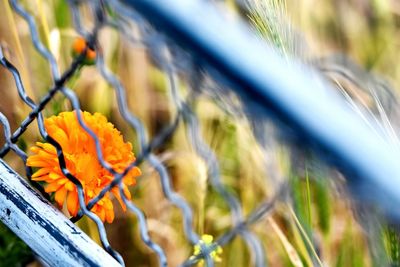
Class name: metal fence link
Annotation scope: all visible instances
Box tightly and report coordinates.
[0,0,288,266]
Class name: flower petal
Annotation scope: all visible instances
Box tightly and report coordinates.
[67,190,79,216]
[55,187,67,206]
[45,182,62,193]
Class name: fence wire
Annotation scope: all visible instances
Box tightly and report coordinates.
[0,0,286,266]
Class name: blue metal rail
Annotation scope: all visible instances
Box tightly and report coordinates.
[122,0,400,222]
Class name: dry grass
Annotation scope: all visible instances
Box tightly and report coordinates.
[0,0,399,266]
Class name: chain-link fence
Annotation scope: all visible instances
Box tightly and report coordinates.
[1,0,400,266]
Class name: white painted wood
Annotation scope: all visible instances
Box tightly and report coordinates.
[0,159,121,267]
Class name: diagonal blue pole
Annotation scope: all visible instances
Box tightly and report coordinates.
[121,0,400,222]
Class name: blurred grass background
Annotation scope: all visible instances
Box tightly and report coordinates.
[0,0,400,266]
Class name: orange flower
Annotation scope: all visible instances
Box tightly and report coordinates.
[72,37,96,64]
[27,111,141,223]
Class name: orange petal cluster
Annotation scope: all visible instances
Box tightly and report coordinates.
[72,37,96,64]
[27,111,141,223]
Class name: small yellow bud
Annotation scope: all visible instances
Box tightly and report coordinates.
[190,234,223,266]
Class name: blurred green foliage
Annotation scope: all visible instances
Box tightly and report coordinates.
[0,222,33,267]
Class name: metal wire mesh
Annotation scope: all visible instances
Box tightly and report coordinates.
[0,0,287,266]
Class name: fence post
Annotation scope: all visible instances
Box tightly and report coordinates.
[0,159,121,267]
